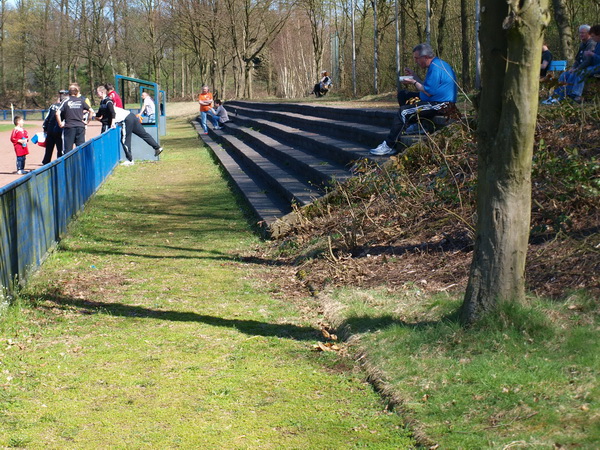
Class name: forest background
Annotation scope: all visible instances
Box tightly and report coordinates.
[0,0,599,107]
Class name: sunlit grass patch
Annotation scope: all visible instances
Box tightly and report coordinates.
[325,287,599,447]
[0,116,414,448]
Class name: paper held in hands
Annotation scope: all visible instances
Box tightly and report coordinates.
[399,76,414,82]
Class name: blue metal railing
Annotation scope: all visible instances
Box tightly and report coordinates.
[0,128,120,295]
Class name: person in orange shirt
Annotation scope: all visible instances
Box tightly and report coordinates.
[198,85,214,134]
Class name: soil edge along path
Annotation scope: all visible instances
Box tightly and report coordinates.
[0,112,414,447]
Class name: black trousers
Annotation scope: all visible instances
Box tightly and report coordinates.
[384,100,449,147]
[62,127,86,153]
[42,131,63,164]
[397,89,420,107]
[119,113,160,161]
[313,83,329,97]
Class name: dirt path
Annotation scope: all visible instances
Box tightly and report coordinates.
[0,121,103,188]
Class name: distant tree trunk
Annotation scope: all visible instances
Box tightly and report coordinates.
[460,0,550,325]
[372,0,378,94]
[435,0,449,57]
[0,0,6,94]
[460,0,471,89]
[304,0,326,81]
[551,0,572,61]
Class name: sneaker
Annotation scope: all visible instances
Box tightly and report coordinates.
[155,147,163,157]
[214,126,222,130]
[203,132,209,135]
[541,97,559,105]
[17,170,27,175]
[121,160,135,166]
[370,141,396,156]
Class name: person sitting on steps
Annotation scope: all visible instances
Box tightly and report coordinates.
[313,71,332,97]
[371,43,457,156]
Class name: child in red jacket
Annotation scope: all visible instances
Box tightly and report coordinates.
[10,115,29,175]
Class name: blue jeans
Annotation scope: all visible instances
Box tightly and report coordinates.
[554,70,579,100]
[200,110,219,132]
[141,113,155,124]
[16,155,26,171]
[570,64,600,97]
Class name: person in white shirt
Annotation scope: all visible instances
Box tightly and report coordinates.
[140,92,155,123]
[112,106,163,165]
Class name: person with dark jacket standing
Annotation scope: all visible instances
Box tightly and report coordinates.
[540,44,553,77]
[94,85,116,133]
[56,84,91,153]
[41,90,68,164]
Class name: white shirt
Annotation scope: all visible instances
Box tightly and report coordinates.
[113,106,131,123]
[142,96,155,116]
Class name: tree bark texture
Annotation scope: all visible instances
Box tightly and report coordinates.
[460,0,550,325]
[460,0,471,89]
[551,0,572,61]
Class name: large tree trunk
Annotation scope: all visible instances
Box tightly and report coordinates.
[460,0,550,325]
[551,0,572,61]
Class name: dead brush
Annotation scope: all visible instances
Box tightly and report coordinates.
[293,120,478,260]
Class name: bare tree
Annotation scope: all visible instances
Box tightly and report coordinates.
[460,0,551,324]
[224,0,294,98]
[460,0,471,89]
[551,0,573,60]
[0,0,6,94]
[302,0,327,81]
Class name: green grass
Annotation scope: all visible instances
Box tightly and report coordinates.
[0,116,413,447]
[0,123,14,132]
[325,287,599,448]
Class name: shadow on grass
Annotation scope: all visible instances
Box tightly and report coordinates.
[341,312,458,336]
[34,293,318,341]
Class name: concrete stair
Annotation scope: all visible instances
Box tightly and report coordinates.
[195,101,448,236]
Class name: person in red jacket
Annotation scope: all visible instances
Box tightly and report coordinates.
[10,115,29,175]
[105,83,123,108]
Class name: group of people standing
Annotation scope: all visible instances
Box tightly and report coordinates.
[11,82,164,174]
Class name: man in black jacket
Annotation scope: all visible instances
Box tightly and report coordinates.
[41,90,68,164]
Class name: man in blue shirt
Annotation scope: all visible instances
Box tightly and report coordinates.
[371,43,457,156]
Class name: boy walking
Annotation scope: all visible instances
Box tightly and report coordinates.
[10,115,29,175]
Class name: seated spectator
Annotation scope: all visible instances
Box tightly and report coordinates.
[543,25,596,104]
[209,100,229,130]
[313,71,332,98]
[371,43,457,156]
[569,24,600,101]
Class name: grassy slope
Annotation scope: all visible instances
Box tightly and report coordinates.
[0,115,413,447]
[255,98,599,447]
